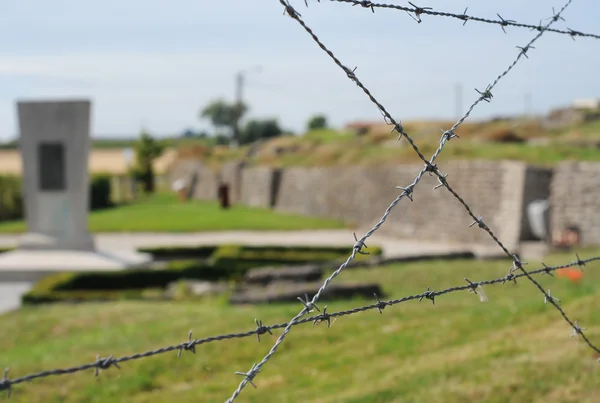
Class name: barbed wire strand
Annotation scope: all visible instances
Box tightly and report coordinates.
[226,0,588,401]
[0,1,594,401]
[1,255,597,397]
[325,0,600,40]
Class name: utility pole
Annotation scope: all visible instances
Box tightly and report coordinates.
[232,66,261,148]
[232,72,244,148]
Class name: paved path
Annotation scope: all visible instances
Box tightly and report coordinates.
[0,230,473,259]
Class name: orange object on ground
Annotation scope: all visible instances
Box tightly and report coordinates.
[556,267,584,283]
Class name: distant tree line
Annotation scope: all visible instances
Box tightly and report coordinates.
[198,99,329,146]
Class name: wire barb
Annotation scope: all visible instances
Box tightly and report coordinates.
[475,86,493,102]
[177,330,197,357]
[406,2,432,23]
[440,129,459,144]
[0,368,10,398]
[469,215,487,230]
[94,355,120,377]
[433,173,448,190]
[464,278,479,295]
[496,13,516,33]
[353,232,370,255]
[235,364,260,389]
[516,45,535,59]
[396,184,414,201]
[419,286,435,305]
[541,262,554,276]
[570,321,587,341]
[575,253,586,271]
[544,289,560,305]
[255,319,273,342]
[313,306,336,328]
[298,293,320,314]
[374,293,390,314]
[352,0,374,13]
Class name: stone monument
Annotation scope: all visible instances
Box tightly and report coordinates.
[0,99,152,280]
[17,99,95,251]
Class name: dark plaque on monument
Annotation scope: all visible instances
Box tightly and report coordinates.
[38,142,66,191]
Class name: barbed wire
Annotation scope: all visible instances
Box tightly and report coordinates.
[1,255,597,398]
[225,0,597,400]
[323,0,600,40]
[1,0,597,401]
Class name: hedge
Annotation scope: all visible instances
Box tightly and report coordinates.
[89,173,113,210]
[22,244,383,304]
[0,174,113,224]
[0,175,23,221]
[138,245,219,260]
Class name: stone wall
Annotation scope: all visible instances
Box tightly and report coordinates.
[273,160,529,248]
[166,157,600,247]
[550,161,600,246]
[168,159,218,200]
[221,160,245,204]
[240,167,280,208]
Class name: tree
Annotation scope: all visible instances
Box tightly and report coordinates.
[240,119,283,145]
[199,99,248,145]
[132,130,165,194]
[307,114,328,131]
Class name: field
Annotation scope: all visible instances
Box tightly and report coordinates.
[1,248,598,402]
[0,148,178,176]
[0,193,346,233]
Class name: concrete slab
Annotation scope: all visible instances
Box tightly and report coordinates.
[0,230,504,262]
[0,282,32,316]
[0,248,152,282]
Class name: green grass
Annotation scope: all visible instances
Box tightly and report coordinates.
[0,193,346,233]
[1,248,599,402]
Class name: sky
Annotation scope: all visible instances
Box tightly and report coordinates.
[0,0,598,140]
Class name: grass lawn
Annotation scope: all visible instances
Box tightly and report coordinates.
[1,248,599,402]
[0,193,346,233]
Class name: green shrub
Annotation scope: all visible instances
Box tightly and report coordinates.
[89,173,113,210]
[22,244,383,305]
[138,245,219,260]
[211,244,382,267]
[0,175,23,221]
[21,264,228,304]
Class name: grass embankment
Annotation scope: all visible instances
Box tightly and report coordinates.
[246,121,600,168]
[0,193,346,233]
[1,248,599,402]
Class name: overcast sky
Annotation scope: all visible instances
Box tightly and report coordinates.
[0,0,598,140]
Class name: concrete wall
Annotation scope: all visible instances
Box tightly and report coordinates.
[240,167,280,208]
[550,161,600,246]
[168,159,218,200]
[221,160,245,204]
[166,157,600,247]
[273,160,529,248]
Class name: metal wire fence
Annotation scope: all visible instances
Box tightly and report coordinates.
[1,1,599,401]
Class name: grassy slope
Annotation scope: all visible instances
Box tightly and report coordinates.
[240,122,600,169]
[0,193,345,233]
[1,249,599,402]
